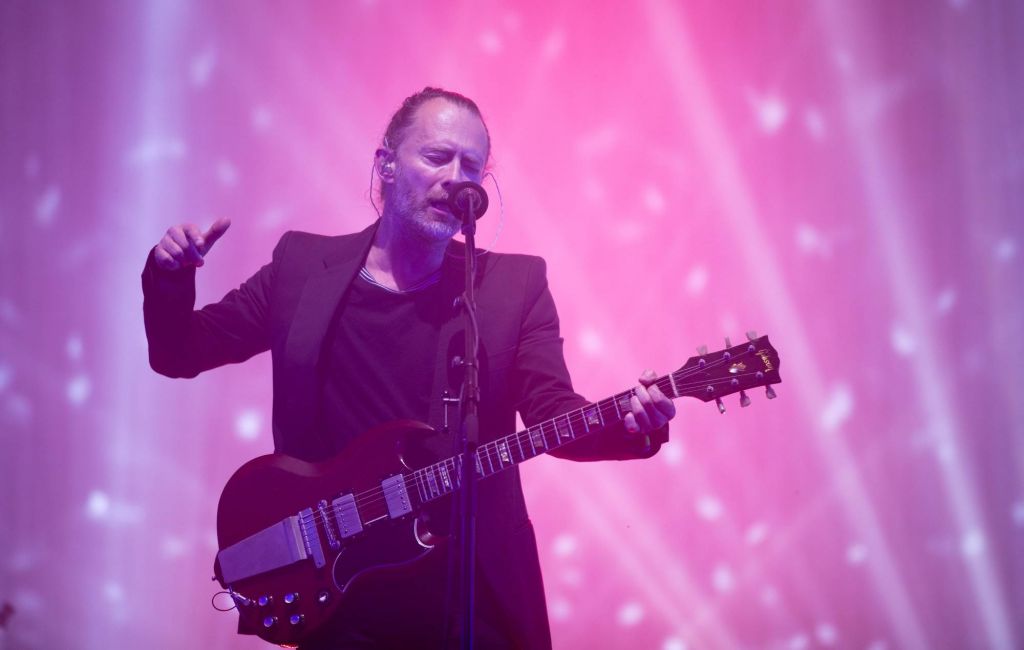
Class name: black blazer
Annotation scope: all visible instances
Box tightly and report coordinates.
[142,220,664,647]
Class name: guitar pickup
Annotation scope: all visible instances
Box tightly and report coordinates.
[332,494,363,538]
[382,475,412,519]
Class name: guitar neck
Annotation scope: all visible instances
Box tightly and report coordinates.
[408,336,780,505]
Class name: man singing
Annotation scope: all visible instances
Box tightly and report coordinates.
[143,87,675,648]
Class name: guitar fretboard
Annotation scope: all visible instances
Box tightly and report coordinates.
[409,374,684,504]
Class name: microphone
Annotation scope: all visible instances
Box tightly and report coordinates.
[446,181,489,223]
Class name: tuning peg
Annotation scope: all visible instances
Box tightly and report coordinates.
[765,385,777,400]
[715,397,726,414]
[697,344,708,356]
[739,390,751,407]
[746,330,758,341]
[724,336,732,348]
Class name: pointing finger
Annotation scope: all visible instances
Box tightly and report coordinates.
[201,217,232,254]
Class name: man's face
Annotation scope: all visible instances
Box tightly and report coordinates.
[384,98,489,242]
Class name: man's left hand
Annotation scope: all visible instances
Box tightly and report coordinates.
[623,369,676,436]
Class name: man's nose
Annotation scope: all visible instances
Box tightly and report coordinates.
[441,160,470,188]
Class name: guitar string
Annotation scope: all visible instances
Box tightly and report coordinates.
[294,349,773,530]
[297,354,773,530]
[295,349,773,528]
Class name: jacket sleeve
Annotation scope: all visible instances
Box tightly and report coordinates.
[142,232,290,378]
[510,257,668,462]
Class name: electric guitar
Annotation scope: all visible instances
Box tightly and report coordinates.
[213,334,781,646]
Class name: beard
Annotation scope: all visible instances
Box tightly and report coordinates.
[385,179,460,244]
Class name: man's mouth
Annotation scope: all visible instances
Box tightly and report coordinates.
[428,199,451,213]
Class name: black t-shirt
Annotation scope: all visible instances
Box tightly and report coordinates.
[319,270,450,452]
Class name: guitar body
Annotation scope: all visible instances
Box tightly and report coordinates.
[215,420,449,647]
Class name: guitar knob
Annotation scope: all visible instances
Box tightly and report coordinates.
[262,616,277,628]
[289,614,305,626]
[765,385,777,400]
[284,592,299,605]
[257,595,273,607]
[739,390,751,408]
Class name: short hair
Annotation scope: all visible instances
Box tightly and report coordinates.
[379,87,491,202]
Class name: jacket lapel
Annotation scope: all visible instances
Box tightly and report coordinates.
[280,221,379,456]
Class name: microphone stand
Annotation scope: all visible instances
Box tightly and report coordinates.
[455,199,481,650]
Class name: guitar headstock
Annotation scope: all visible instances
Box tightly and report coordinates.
[670,332,781,413]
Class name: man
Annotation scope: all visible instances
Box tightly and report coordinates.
[143,88,675,648]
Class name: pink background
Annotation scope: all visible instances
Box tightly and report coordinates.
[1,1,1022,648]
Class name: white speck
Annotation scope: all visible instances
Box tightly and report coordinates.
[5,392,33,425]
[87,490,111,519]
[846,542,868,565]
[613,220,646,243]
[578,327,604,357]
[550,596,572,621]
[819,384,853,433]
[251,105,274,131]
[104,581,124,603]
[745,522,768,546]
[0,363,12,392]
[67,374,91,406]
[1012,500,1024,527]
[190,49,217,87]
[235,408,263,441]
[617,601,644,626]
[542,30,566,60]
[662,441,684,466]
[786,632,809,650]
[745,90,788,134]
[795,223,831,257]
[760,585,779,607]
[479,30,502,54]
[804,107,827,141]
[696,495,723,521]
[642,185,666,214]
[35,185,61,225]
[161,536,188,558]
[559,567,583,586]
[662,637,688,650]
[501,11,522,32]
[67,334,84,361]
[890,323,916,356]
[685,266,708,295]
[580,176,606,202]
[833,49,853,73]
[8,549,37,572]
[576,126,621,158]
[711,564,734,593]
[217,159,239,187]
[936,288,957,314]
[994,237,1016,262]
[127,137,186,166]
[815,622,838,645]
[24,153,41,178]
[259,205,288,228]
[936,440,955,464]
[961,528,985,557]
[552,533,577,557]
[13,590,43,614]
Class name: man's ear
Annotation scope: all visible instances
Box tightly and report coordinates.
[375,148,396,181]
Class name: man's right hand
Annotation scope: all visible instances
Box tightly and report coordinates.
[153,217,232,271]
